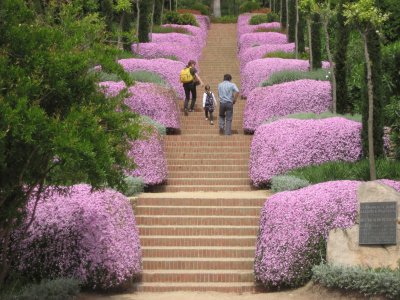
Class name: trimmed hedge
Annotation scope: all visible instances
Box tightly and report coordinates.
[261,69,331,87]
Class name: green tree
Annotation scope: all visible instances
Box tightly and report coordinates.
[153,0,164,25]
[0,0,141,285]
[344,0,389,180]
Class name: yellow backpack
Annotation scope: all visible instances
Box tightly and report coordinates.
[180,67,194,83]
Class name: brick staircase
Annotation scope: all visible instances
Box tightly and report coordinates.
[134,23,269,293]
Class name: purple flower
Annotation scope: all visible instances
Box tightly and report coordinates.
[238,32,288,54]
[161,24,207,48]
[255,180,400,287]
[243,80,332,132]
[249,118,362,185]
[12,184,142,290]
[237,13,280,39]
[151,33,203,57]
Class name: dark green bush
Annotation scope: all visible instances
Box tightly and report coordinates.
[286,159,400,184]
[249,13,280,25]
[261,69,332,87]
[239,1,260,13]
[211,15,238,23]
[178,0,209,15]
[263,50,309,60]
[162,11,199,26]
[152,25,191,35]
[312,263,400,299]
[254,27,283,33]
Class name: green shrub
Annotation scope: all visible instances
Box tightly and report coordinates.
[254,27,284,33]
[6,278,81,300]
[261,69,332,87]
[286,159,400,184]
[263,50,309,60]
[140,115,167,136]
[152,25,191,35]
[97,71,121,82]
[129,71,168,86]
[239,1,260,13]
[249,13,279,25]
[270,175,310,193]
[279,112,362,122]
[162,11,199,26]
[312,263,400,299]
[211,15,238,23]
[178,0,209,15]
[124,176,145,197]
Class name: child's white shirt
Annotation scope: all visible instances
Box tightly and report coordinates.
[202,92,217,108]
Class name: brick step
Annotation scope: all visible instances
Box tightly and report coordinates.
[135,282,261,293]
[164,141,251,147]
[138,225,259,236]
[141,270,254,282]
[166,153,249,160]
[165,135,252,141]
[165,178,251,186]
[167,165,248,172]
[179,131,247,135]
[167,171,248,178]
[136,206,260,216]
[167,159,249,165]
[135,197,266,207]
[141,236,257,247]
[165,147,250,153]
[143,257,254,270]
[150,185,255,192]
[136,215,259,226]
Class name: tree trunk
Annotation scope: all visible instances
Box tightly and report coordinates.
[175,0,177,11]
[150,0,155,41]
[117,11,125,49]
[307,18,313,70]
[363,32,376,181]
[136,0,140,39]
[295,0,298,58]
[286,0,289,35]
[323,18,336,113]
[280,0,283,24]
[169,0,172,10]
[213,0,221,17]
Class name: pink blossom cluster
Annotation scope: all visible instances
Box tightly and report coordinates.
[255,180,400,287]
[241,58,330,97]
[195,15,211,31]
[12,184,142,290]
[238,19,281,39]
[118,58,186,98]
[132,42,200,65]
[239,43,295,70]
[151,33,202,58]
[243,80,332,132]
[238,32,288,54]
[249,118,362,186]
[237,14,252,38]
[100,81,180,129]
[128,132,167,185]
[162,24,207,48]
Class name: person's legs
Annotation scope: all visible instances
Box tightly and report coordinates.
[224,102,233,135]
[183,84,190,114]
[205,108,209,119]
[189,85,197,111]
[219,103,226,132]
[209,110,214,125]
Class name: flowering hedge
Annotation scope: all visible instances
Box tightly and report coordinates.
[127,131,167,185]
[249,118,362,186]
[162,24,207,48]
[255,180,400,288]
[99,81,180,130]
[238,32,288,54]
[238,15,281,39]
[241,58,330,97]
[12,184,142,290]
[243,80,332,132]
[195,15,210,31]
[239,43,295,70]
[151,33,202,56]
[118,58,185,98]
[132,42,200,65]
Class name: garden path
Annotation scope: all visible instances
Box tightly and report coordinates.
[133,23,270,293]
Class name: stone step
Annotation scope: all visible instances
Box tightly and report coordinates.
[135,206,260,216]
[167,165,248,172]
[166,152,249,160]
[167,171,248,178]
[141,269,254,282]
[165,147,250,153]
[165,141,251,147]
[165,178,251,186]
[165,135,252,141]
[136,215,259,226]
[141,246,255,258]
[138,225,259,236]
[135,282,261,293]
[135,196,266,207]
[167,159,249,166]
[141,236,257,247]
[150,185,255,192]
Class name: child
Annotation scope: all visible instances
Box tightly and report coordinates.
[202,84,217,125]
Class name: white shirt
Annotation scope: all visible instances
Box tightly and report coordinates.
[202,92,217,108]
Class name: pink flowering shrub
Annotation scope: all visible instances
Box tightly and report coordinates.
[162,24,207,48]
[195,15,210,31]
[243,80,332,132]
[241,58,330,97]
[132,42,200,65]
[255,180,400,287]
[238,32,288,54]
[249,118,362,186]
[239,43,295,70]
[238,18,281,39]
[128,132,167,185]
[118,58,185,98]
[12,184,142,290]
[151,33,202,57]
[99,81,180,129]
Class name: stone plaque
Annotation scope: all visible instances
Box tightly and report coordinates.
[359,202,397,245]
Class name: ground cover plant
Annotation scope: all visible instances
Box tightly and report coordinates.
[249,13,279,25]
[162,24,208,47]
[150,33,203,55]
[249,118,362,186]
[238,32,288,54]
[210,16,238,23]
[255,180,400,288]
[11,185,142,290]
[261,69,332,87]
[152,25,191,35]
[263,50,309,60]
[243,80,332,133]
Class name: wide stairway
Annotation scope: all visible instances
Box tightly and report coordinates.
[134,23,269,293]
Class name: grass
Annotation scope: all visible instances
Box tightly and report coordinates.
[211,15,238,23]
[261,68,332,87]
[263,50,309,60]
[152,26,191,35]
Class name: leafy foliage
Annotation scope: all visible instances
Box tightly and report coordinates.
[152,25,191,34]
[249,13,279,25]
[163,11,199,26]
[261,69,331,87]
[264,50,309,60]
[211,16,238,23]
[270,175,310,193]
[239,1,261,13]
[124,176,145,197]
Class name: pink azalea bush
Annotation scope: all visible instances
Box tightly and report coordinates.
[241,58,330,97]
[12,184,142,289]
[255,180,400,287]
[237,14,281,39]
[128,132,167,185]
[249,118,362,186]
[132,42,200,65]
[118,58,185,98]
[162,24,207,48]
[195,15,211,31]
[243,80,332,132]
[151,33,202,57]
[99,81,180,129]
[239,43,295,70]
[238,32,288,54]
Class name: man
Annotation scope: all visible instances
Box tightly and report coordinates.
[218,74,239,135]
